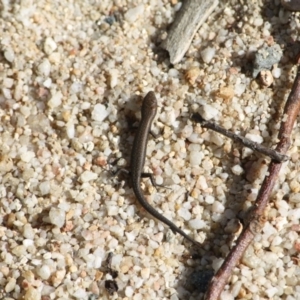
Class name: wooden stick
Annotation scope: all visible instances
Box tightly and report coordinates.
[204,64,300,300]
[161,0,218,64]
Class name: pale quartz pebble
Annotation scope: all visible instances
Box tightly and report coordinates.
[4,252,13,264]
[271,236,282,246]
[2,88,12,99]
[231,281,242,297]
[289,193,300,203]
[125,286,134,297]
[212,257,224,271]
[178,207,191,221]
[110,225,124,236]
[189,218,206,229]
[189,150,204,166]
[205,195,215,204]
[210,132,224,146]
[212,201,225,213]
[197,175,208,190]
[4,48,14,62]
[3,77,14,88]
[272,67,281,78]
[5,277,16,293]
[70,81,82,94]
[141,267,150,279]
[125,231,136,242]
[92,103,110,122]
[220,290,234,300]
[265,287,278,298]
[231,165,244,175]
[37,59,51,76]
[124,4,144,23]
[254,17,263,27]
[12,245,26,257]
[79,170,97,182]
[199,104,218,120]
[201,46,215,64]
[168,68,180,77]
[49,207,65,228]
[23,223,35,239]
[20,151,35,163]
[37,264,51,280]
[44,37,57,54]
[245,133,263,144]
[107,205,119,216]
[81,102,90,110]
[24,286,41,300]
[43,78,52,88]
[48,52,61,63]
[48,91,62,108]
[150,66,160,76]
[66,122,75,139]
[39,181,50,195]
[73,288,87,299]
[108,69,118,88]
[288,208,300,221]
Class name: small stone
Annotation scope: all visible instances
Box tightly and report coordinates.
[124,4,144,23]
[48,91,62,108]
[5,277,16,293]
[44,37,57,55]
[4,49,15,62]
[49,207,65,228]
[37,59,51,76]
[23,224,35,239]
[199,104,218,120]
[24,286,41,300]
[260,70,273,87]
[37,265,51,280]
[39,181,50,195]
[79,170,97,183]
[91,103,110,122]
[201,46,215,64]
[20,151,35,163]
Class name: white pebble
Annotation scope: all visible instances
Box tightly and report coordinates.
[39,181,50,195]
[24,286,41,300]
[73,289,87,299]
[189,218,206,230]
[231,165,244,175]
[92,103,110,122]
[44,37,57,55]
[212,201,225,213]
[201,46,215,64]
[289,193,300,203]
[20,151,35,163]
[141,267,150,279]
[189,150,203,166]
[37,59,51,76]
[220,290,234,300]
[37,265,51,280]
[108,69,119,88]
[5,278,16,293]
[48,91,62,108]
[4,49,15,62]
[23,224,35,239]
[43,78,52,88]
[79,170,97,183]
[265,287,278,298]
[49,207,65,228]
[3,77,14,88]
[245,133,263,144]
[66,122,75,139]
[199,104,218,120]
[178,208,191,221]
[205,195,215,204]
[124,4,144,23]
[125,286,134,297]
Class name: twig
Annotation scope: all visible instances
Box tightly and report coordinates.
[161,0,218,64]
[191,113,289,162]
[204,64,300,300]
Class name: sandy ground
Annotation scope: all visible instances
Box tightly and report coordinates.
[0,0,300,299]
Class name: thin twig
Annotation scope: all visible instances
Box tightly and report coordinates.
[191,113,289,162]
[204,64,300,300]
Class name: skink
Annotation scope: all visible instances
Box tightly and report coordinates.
[130,91,201,247]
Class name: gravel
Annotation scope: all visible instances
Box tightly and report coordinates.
[0,0,299,299]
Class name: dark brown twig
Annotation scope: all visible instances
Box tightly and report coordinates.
[191,113,289,162]
[204,64,300,300]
